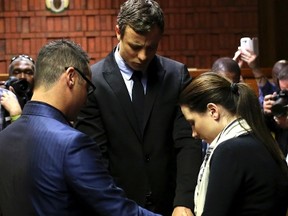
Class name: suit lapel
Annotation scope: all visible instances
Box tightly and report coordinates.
[143,57,165,132]
[102,52,142,139]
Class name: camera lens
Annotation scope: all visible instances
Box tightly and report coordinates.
[271,103,288,116]
[14,79,29,92]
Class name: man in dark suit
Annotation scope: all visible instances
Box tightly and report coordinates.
[74,1,202,215]
[0,39,161,216]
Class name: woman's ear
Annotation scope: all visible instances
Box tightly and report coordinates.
[207,103,219,120]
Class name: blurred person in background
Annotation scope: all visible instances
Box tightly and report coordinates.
[233,46,288,106]
[211,57,242,83]
[0,54,35,130]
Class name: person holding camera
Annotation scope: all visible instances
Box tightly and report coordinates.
[236,45,288,163]
[263,64,288,163]
[0,54,35,131]
[7,54,35,107]
[9,54,35,87]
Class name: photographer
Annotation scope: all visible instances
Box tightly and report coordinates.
[0,54,35,131]
[233,42,288,107]
[263,64,288,162]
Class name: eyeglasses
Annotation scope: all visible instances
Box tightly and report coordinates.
[11,55,35,64]
[65,67,96,95]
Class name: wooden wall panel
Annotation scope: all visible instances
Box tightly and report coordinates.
[258,0,288,67]
[0,0,259,74]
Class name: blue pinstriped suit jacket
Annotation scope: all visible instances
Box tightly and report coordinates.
[0,101,161,216]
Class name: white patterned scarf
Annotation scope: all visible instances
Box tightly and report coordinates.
[194,118,251,216]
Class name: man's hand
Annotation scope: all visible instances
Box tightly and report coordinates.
[239,48,258,69]
[172,206,194,216]
[232,48,243,68]
[0,91,22,116]
[233,47,258,68]
[263,93,276,115]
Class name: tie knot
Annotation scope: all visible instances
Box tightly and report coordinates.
[132,71,142,81]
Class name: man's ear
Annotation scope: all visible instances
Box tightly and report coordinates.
[65,67,75,88]
[207,103,219,120]
[115,25,121,41]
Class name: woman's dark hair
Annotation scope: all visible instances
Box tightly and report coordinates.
[179,72,287,172]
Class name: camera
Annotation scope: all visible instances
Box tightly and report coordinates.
[271,90,288,116]
[4,76,32,108]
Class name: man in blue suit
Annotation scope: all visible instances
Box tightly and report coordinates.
[0,39,161,216]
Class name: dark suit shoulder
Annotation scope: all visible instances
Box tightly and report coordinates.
[90,51,116,75]
[156,55,184,66]
[90,58,107,73]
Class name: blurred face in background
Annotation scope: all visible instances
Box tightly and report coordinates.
[279,79,288,91]
[9,58,35,85]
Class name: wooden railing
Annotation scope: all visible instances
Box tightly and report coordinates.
[0,74,9,82]
[188,67,272,78]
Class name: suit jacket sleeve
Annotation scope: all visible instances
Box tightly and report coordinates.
[64,134,161,216]
[172,65,202,210]
[74,92,110,168]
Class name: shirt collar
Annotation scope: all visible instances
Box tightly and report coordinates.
[114,44,134,81]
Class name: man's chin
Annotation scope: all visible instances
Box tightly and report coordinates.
[130,64,147,72]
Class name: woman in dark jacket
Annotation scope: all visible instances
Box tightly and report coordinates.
[179,72,288,216]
